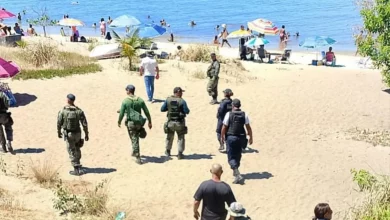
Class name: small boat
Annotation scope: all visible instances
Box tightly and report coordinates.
[89,43,122,60]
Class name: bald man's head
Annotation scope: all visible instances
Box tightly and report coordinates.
[210,163,223,176]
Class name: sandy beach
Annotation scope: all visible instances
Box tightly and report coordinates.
[0,36,389,220]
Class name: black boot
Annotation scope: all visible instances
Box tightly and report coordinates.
[69,166,80,176]
[0,144,7,153]
[232,168,244,184]
[6,142,14,155]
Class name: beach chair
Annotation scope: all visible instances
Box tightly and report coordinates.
[257,47,267,63]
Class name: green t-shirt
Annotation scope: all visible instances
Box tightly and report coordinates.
[118,95,151,124]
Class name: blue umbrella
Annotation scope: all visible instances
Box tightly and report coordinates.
[244,38,270,47]
[139,24,167,38]
[299,36,336,48]
[110,15,141,28]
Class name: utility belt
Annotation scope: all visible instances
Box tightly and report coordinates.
[226,133,246,137]
[62,130,84,148]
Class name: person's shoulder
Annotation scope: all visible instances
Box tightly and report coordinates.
[220,181,233,190]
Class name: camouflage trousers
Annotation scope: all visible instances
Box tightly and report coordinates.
[166,121,187,153]
[207,77,219,97]
[66,132,82,167]
[127,122,142,157]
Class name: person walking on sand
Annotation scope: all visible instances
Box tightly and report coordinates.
[140,51,160,103]
[216,89,233,152]
[193,163,237,220]
[0,91,14,154]
[221,99,253,184]
[118,85,152,165]
[220,28,231,48]
[355,30,364,56]
[206,53,220,105]
[57,94,89,176]
[161,87,190,159]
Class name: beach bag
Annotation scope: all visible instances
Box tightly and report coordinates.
[4,90,16,107]
[127,97,146,126]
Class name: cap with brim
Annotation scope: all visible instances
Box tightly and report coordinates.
[125,84,135,91]
[173,87,185,93]
[223,89,233,94]
[232,98,241,107]
[67,94,76,101]
[227,202,247,217]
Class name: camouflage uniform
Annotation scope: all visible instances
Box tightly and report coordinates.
[0,91,13,153]
[118,95,151,163]
[57,105,88,167]
[207,59,220,103]
[161,93,190,158]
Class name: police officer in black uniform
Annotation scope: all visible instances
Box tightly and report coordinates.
[216,88,233,152]
[221,99,253,184]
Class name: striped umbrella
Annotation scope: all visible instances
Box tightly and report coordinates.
[58,18,85,27]
[247,18,279,35]
[244,37,270,47]
[227,29,251,39]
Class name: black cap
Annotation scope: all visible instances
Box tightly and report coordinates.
[67,94,76,101]
[232,99,241,107]
[210,52,216,56]
[223,88,233,94]
[125,84,135,91]
[173,87,185,93]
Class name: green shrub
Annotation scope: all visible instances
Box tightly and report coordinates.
[15,64,102,80]
[15,40,28,49]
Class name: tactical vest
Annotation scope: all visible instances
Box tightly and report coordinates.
[227,110,246,136]
[218,98,232,119]
[63,106,79,131]
[167,96,184,121]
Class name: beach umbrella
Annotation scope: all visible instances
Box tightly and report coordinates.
[227,29,251,39]
[247,18,279,35]
[139,24,167,38]
[0,58,21,78]
[0,9,15,19]
[110,15,141,28]
[299,36,336,48]
[244,37,270,47]
[58,18,85,27]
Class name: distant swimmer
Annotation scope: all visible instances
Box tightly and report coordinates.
[190,20,196,26]
[71,1,79,5]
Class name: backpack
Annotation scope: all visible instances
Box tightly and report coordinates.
[63,106,79,131]
[127,97,146,126]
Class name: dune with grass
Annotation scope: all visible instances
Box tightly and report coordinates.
[0,36,389,220]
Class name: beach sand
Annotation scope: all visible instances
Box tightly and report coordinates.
[0,37,389,220]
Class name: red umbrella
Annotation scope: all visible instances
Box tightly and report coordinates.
[0,8,15,19]
[0,58,20,78]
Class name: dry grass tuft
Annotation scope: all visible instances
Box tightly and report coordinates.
[347,128,390,147]
[179,45,218,62]
[0,188,26,212]
[191,69,206,79]
[30,159,60,187]
[83,180,109,216]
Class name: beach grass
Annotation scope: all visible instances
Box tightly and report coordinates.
[179,45,218,62]
[0,42,102,80]
[29,159,60,188]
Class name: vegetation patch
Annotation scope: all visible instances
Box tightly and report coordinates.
[347,128,390,147]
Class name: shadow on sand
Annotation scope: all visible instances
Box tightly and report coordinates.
[383,89,390,95]
[242,171,273,180]
[13,148,45,154]
[141,155,172,164]
[12,93,37,107]
[81,167,117,174]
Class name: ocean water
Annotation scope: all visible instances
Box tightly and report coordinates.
[1,0,362,51]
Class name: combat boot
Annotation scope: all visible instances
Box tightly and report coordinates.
[6,142,14,155]
[177,152,184,160]
[218,143,224,152]
[232,168,244,184]
[135,156,142,165]
[69,166,80,176]
[165,149,171,157]
[0,145,6,153]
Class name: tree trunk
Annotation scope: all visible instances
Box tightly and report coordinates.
[43,26,47,37]
[129,57,132,71]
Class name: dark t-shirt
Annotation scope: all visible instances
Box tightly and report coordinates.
[194,179,236,220]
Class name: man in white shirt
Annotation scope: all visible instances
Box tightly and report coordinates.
[140,51,159,102]
[221,99,253,184]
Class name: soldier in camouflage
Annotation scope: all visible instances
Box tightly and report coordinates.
[0,91,14,154]
[206,53,220,105]
[118,85,152,165]
[161,87,190,159]
[57,94,89,176]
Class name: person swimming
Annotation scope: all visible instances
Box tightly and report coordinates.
[190,20,196,26]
